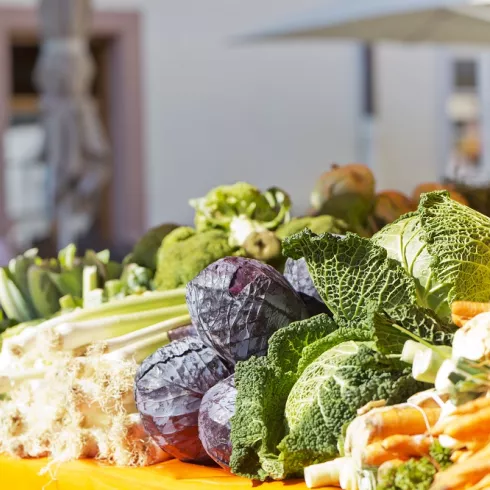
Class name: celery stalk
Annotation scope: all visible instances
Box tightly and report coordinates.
[60,295,77,310]
[43,289,187,328]
[1,289,188,358]
[84,289,104,309]
[55,304,189,351]
[105,280,123,300]
[83,266,98,302]
[104,314,191,361]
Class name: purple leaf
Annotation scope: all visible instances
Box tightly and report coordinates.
[186,257,308,365]
[135,337,232,463]
[198,375,236,469]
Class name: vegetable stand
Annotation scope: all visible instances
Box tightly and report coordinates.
[0,456,336,489]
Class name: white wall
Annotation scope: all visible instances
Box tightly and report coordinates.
[0,0,452,226]
[375,44,445,193]
[140,0,361,225]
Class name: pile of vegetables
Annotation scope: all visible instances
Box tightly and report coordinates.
[0,233,198,468]
[147,181,349,291]
[4,181,490,490]
[132,190,490,488]
[310,163,469,236]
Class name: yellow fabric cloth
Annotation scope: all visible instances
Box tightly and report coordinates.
[0,456,334,489]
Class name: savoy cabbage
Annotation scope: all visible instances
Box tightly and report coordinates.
[230,310,430,480]
[373,191,490,320]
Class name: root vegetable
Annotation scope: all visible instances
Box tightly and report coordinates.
[431,443,490,490]
[451,302,490,319]
[304,457,348,488]
[444,406,490,440]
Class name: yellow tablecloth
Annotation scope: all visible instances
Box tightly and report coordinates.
[0,456,332,490]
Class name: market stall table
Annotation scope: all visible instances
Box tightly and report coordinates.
[0,456,336,489]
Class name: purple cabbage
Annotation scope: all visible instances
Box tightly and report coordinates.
[198,375,236,469]
[135,337,232,463]
[167,324,198,342]
[186,257,308,366]
[283,257,329,317]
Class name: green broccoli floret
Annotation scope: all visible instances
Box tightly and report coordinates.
[429,440,453,470]
[153,227,237,290]
[377,442,452,490]
[275,215,349,240]
[126,223,179,271]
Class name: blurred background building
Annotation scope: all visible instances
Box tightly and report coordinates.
[0,0,488,257]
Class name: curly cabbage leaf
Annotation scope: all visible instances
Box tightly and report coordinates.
[279,343,422,477]
[373,191,490,320]
[230,314,337,480]
[372,212,450,318]
[283,231,417,322]
[230,313,427,481]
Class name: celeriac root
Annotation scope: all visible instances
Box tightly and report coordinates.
[0,352,169,468]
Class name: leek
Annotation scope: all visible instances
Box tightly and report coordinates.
[52,304,188,351]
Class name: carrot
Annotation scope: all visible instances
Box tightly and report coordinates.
[450,450,468,464]
[362,435,432,466]
[381,434,431,456]
[452,396,490,416]
[445,406,490,440]
[451,301,490,318]
[431,443,490,490]
[467,474,490,490]
[345,405,441,462]
[363,406,441,442]
[451,314,471,328]
[362,442,403,466]
[357,399,386,416]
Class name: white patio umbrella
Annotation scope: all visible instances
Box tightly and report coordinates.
[241,0,490,44]
[239,0,490,185]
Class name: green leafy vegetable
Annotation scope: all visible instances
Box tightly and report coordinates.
[373,191,490,320]
[230,314,337,481]
[283,231,417,321]
[230,313,426,481]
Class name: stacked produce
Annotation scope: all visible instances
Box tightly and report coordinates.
[310,163,469,236]
[129,190,490,489]
[4,181,490,490]
[153,182,348,290]
[0,234,195,468]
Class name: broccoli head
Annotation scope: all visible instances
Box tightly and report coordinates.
[376,442,452,490]
[154,227,238,290]
[126,223,179,271]
[276,215,350,240]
